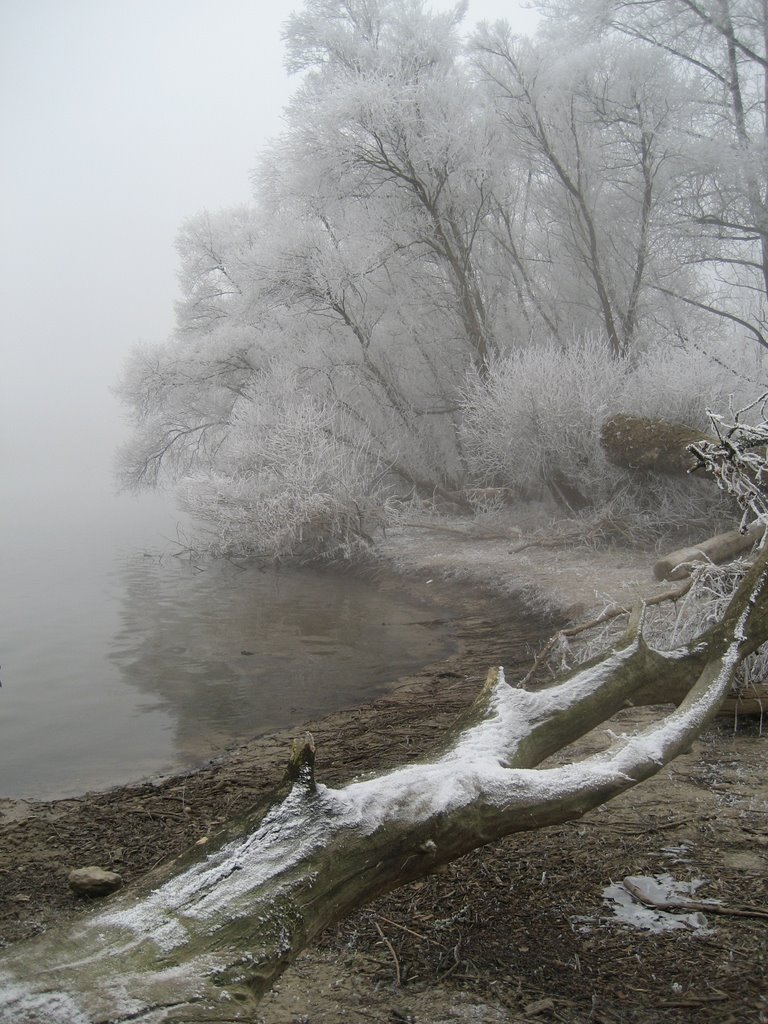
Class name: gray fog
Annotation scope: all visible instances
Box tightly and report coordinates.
[1,0,537,531]
[1,0,294,533]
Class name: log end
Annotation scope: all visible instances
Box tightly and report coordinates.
[286,732,317,791]
[601,414,708,476]
[653,522,765,580]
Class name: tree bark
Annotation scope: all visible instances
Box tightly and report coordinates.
[2,545,768,1023]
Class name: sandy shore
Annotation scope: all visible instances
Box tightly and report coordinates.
[376,517,676,614]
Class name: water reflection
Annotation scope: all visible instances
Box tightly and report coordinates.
[1,492,458,800]
[108,554,457,767]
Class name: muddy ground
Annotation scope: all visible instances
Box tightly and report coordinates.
[1,521,767,1023]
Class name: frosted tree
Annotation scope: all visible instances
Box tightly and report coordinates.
[472,24,689,354]
[545,0,768,351]
[177,363,386,558]
[250,193,472,494]
[278,0,500,371]
[116,206,273,489]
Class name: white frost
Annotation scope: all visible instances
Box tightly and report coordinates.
[0,979,92,1024]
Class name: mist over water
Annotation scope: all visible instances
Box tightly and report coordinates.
[0,478,456,801]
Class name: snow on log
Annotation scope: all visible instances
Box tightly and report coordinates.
[2,548,768,1023]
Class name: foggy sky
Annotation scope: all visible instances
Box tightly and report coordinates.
[0,0,538,512]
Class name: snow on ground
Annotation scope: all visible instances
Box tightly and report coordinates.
[601,874,716,933]
[378,516,675,621]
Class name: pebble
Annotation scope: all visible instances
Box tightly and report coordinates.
[67,866,122,897]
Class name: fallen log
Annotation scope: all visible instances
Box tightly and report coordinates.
[2,547,768,1022]
[721,680,768,718]
[600,414,711,476]
[653,521,765,580]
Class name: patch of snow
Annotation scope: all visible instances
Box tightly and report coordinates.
[601,874,715,933]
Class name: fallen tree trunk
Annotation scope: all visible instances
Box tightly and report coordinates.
[2,547,768,1023]
[653,521,765,580]
[600,414,711,475]
[722,680,768,717]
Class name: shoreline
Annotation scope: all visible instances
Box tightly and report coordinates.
[0,516,678,821]
[0,522,666,943]
[2,516,668,817]
[374,517,675,618]
[2,536,559,814]
[0,561,555,948]
[2,523,767,1022]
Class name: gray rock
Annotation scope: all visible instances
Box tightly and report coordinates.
[67,866,122,897]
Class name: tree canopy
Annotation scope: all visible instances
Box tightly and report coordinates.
[116,0,768,556]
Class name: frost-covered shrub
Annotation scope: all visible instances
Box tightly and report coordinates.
[460,334,764,537]
[460,335,628,506]
[177,365,385,559]
[621,339,760,428]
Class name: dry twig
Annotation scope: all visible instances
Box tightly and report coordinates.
[373,920,402,986]
[520,579,694,686]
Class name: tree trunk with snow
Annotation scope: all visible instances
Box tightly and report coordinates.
[2,547,768,1023]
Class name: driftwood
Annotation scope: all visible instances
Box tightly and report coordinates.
[519,578,695,686]
[653,521,765,580]
[1,543,768,1022]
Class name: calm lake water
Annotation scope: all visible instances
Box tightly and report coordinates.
[0,481,457,800]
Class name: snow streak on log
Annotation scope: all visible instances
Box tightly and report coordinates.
[2,547,768,1023]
